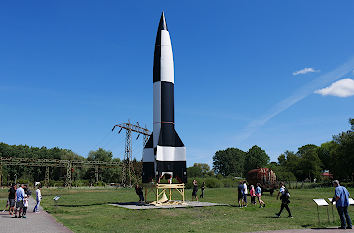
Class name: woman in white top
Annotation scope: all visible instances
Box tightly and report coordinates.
[243,181,248,206]
[33,186,42,213]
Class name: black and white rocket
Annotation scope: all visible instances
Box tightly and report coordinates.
[142,12,187,183]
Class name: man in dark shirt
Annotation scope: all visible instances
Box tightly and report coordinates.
[238,181,244,207]
[8,183,16,215]
[135,184,144,202]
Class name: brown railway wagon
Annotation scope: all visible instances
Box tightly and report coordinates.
[246,168,278,195]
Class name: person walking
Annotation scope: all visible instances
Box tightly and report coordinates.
[200,182,205,199]
[332,180,352,229]
[275,182,292,218]
[7,183,16,215]
[135,184,144,202]
[243,181,248,207]
[250,185,256,205]
[238,181,244,207]
[192,179,198,201]
[255,183,265,208]
[14,184,25,218]
[33,185,42,213]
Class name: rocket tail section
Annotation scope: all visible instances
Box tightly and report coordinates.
[157,124,184,147]
[142,134,155,183]
[156,126,187,183]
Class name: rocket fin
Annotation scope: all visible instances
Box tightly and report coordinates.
[144,133,153,148]
[157,124,184,147]
[142,133,155,183]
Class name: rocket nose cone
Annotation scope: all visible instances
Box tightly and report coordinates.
[158,11,168,31]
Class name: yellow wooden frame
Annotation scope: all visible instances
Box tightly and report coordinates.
[144,183,185,204]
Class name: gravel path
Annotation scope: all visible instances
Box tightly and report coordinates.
[0,196,72,233]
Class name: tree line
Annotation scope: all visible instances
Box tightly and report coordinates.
[0,144,142,185]
[1,118,352,185]
[210,118,354,182]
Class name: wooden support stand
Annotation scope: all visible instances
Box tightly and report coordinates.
[143,183,185,205]
[156,184,185,203]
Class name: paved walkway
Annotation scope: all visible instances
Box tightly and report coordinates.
[253,228,354,233]
[0,197,72,233]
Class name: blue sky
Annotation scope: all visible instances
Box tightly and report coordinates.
[1,1,354,166]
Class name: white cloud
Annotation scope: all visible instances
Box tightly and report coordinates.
[235,57,354,142]
[292,67,319,76]
[315,78,354,97]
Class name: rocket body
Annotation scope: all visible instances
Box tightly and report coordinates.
[142,12,187,183]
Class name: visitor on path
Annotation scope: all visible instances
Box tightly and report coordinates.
[275,182,292,218]
[332,180,352,229]
[14,184,25,218]
[24,184,32,197]
[255,183,265,208]
[8,183,16,215]
[250,185,256,205]
[33,185,42,213]
[243,181,248,207]
[22,194,28,218]
[192,179,198,201]
[135,184,144,202]
[200,182,205,198]
[238,181,244,207]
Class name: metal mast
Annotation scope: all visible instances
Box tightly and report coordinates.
[112,121,151,187]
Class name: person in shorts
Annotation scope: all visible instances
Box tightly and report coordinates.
[192,180,198,201]
[8,183,16,215]
[255,183,265,208]
[14,184,25,218]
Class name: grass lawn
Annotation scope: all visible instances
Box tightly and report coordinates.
[1,187,353,232]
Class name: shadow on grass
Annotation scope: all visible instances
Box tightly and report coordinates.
[56,201,151,207]
[56,202,116,207]
[114,202,151,206]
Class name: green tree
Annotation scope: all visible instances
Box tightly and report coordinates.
[244,145,270,174]
[317,141,337,171]
[87,148,113,162]
[213,148,246,176]
[332,118,354,180]
[187,165,203,177]
[297,145,322,181]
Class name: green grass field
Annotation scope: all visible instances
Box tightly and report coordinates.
[1,187,353,232]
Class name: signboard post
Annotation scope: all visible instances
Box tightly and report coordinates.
[313,199,330,224]
[328,198,336,223]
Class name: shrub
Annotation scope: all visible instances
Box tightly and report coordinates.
[205,177,223,188]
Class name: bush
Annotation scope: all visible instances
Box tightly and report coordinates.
[49,180,64,187]
[72,180,90,187]
[205,178,223,188]
[17,179,30,185]
[94,181,106,187]
[221,178,235,188]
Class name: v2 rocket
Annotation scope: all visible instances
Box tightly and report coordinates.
[142,12,187,183]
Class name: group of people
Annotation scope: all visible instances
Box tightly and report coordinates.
[133,178,352,229]
[238,181,265,208]
[4,183,42,218]
[192,180,205,201]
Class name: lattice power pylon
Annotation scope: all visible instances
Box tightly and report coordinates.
[112,121,151,187]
